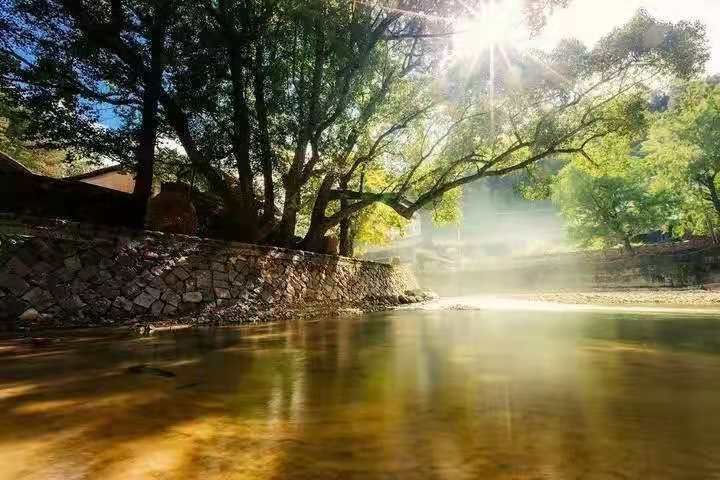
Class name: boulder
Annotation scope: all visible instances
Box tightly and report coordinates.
[18,308,39,322]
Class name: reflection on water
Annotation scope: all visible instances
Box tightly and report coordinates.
[2,308,720,479]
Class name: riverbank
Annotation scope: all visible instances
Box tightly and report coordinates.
[404,290,720,315]
[0,216,427,331]
[516,288,720,307]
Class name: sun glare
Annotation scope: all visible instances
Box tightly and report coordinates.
[452,0,530,58]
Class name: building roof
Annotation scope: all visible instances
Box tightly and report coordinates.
[0,150,34,175]
[63,165,129,181]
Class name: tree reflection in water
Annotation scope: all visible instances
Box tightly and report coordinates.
[1,309,720,479]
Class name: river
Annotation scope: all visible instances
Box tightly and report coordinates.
[2,300,720,479]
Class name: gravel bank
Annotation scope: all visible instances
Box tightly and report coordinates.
[517,289,720,306]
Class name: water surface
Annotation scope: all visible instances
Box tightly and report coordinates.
[2,305,720,479]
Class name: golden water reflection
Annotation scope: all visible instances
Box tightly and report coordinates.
[2,309,720,479]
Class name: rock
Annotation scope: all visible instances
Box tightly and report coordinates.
[196,270,212,289]
[32,261,52,274]
[88,297,111,315]
[0,273,30,295]
[60,294,86,312]
[18,308,39,321]
[113,296,134,312]
[22,287,54,310]
[163,304,178,316]
[117,254,134,266]
[183,291,203,303]
[163,272,178,286]
[214,287,231,299]
[97,284,120,300]
[77,265,98,281]
[64,255,82,273]
[161,289,181,307]
[70,278,89,294]
[144,286,162,299]
[150,300,164,317]
[97,269,113,282]
[5,256,32,277]
[133,292,156,309]
[173,267,190,281]
[150,266,164,276]
[0,297,27,317]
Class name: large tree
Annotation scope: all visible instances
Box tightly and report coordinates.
[644,81,720,234]
[315,10,707,251]
[552,138,677,254]
[0,2,708,253]
[0,0,174,225]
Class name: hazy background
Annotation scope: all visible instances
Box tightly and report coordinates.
[360,176,587,296]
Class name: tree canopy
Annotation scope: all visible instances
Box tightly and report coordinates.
[0,1,709,253]
[552,140,677,253]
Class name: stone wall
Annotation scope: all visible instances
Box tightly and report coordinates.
[0,216,421,330]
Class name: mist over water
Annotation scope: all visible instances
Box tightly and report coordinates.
[363,178,586,296]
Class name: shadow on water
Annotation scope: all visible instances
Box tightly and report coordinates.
[1,309,720,478]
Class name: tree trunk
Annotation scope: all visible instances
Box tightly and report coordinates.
[275,186,300,245]
[706,175,720,218]
[228,48,259,241]
[706,213,719,244]
[130,12,166,228]
[338,177,354,256]
[623,237,634,255]
[274,146,307,245]
[161,96,250,241]
[339,215,354,257]
[300,174,335,252]
[253,40,275,226]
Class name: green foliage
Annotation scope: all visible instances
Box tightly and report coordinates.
[643,81,720,236]
[0,0,709,251]
[352,204,409,253]
[429,188,462,226]
[552,161,676,252]
[0,95,80,177]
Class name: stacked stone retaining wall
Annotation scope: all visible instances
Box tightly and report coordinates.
[0,216,420,330]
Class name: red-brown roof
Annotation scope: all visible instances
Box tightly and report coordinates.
[0,151,33,175]
[63,165,129,181]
